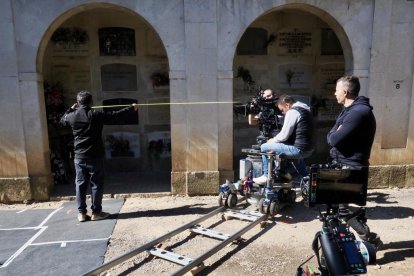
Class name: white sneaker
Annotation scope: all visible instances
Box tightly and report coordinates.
[253,175,268,184]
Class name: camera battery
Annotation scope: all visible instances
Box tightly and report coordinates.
[239,157,263,179]
[239,159,252,179]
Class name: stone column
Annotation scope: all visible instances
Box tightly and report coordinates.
[171,0,221,195]
[0,1,31,202]
[19,73,53,201]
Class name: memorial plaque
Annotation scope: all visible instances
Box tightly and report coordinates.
[101,64,137,91]
[98,27,136,56]
[318,98,343,121]
[278,64,311,89]
[102,98,139,125]
[321,29,343,55]
[278,29,312,55]
[70,65,91,95]
[319,63,344,94]
[105,132,140,158]
[51,27,89,56]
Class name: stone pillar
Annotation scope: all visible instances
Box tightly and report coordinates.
[170,0,222,196]
[0,1,32,202]
[19,73,53,201]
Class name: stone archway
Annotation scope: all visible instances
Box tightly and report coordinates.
[228,4,353,178]
[38,4,172,195]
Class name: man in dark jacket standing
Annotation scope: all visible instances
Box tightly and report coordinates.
[60,91,138,222]
[327,76,382,249]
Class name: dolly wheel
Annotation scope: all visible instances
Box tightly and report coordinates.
[218,192,227,207]
[258,198,268,215]
[269,200,280,216]
[227,193,238,208]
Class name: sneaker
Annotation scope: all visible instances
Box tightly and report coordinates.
[91,211,110,221]
[78,213,91,222]
[367,233,383,251]
[253,175,268,184]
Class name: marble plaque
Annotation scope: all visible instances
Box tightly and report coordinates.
[278,29,312,55]
[319,63,344,94]
[70,65,91,94]
[318,98,343,121]
[101,64,137,91]
[51,27,89,56]
[278,64,311,89]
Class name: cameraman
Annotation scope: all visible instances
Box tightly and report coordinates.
[253,95,313,184]
[327,75,382,249]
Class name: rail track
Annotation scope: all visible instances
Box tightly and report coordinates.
[82,204,267,275]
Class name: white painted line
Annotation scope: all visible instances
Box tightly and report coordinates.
[1,226,48,268]
[16,209,27,214]
[30,237,111,246]
[0,227,39,231]
[37,207,64,228]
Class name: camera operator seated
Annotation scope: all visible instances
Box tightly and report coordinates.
[327,75,382,250]
[253,95,314,184]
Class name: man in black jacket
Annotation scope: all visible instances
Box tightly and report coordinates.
[60,91,138,222]
[328,76,382,249]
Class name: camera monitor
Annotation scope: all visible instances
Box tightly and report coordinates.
[307,165,368,207]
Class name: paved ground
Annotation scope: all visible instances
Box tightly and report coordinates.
[1,188,414,275]
[0,199,123,276]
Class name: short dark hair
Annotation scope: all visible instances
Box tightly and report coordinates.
[337,76,360,97]
[277,94,296,105]
[77,91,92,106]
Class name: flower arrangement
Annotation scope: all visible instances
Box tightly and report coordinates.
[51,27,89,45]
[44,82,67,126]
[106,135,134,157]
[285,69,295,87]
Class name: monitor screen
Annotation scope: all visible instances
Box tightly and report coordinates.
[307,165,368,207]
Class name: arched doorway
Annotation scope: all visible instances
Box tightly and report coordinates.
[233,7,350,177]
[40,5,171,194]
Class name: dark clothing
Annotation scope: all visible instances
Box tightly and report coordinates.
[75,158,104,214]
[60,104,135,214]
[60,105,134,159]
[327,96,376,166]
[327,96,380,246]
[286,106,313,151]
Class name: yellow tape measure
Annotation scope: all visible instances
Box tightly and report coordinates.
[91,101,238,109]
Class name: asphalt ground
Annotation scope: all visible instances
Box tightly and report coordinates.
[0,199,123,276]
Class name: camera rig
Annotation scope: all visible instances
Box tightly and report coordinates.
[234,86,282,148]
[297,165,376,276]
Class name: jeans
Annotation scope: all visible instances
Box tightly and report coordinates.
[260,142,313,176]
[74,158,105,214]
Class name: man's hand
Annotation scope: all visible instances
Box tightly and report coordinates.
[267,138,276,143]
[132,103,139,111]
[70,103,78,110]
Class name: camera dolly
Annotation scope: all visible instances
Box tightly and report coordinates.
[218,150,304,217]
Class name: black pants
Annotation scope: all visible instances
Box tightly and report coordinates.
[339,204,375,242]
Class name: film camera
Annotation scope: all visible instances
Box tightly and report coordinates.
[233,87,282,149]
[297,165,376,276]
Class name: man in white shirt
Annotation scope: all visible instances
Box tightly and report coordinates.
[253,95,313,184]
